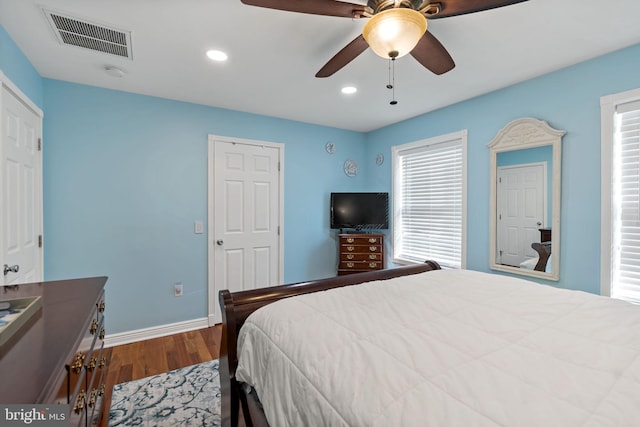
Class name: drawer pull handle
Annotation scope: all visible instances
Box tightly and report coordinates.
[347,262,354,268]
[87,355,97,372]
[99,356,107,369]
[369,246,377,251]
[346,237,354,243]
[99,327,105,340]
[369,262,377,268]
[347,246,355,251]
[347,254,354,260]
[74,390,86,414]
[369,254,377,260]
[90,319,98,335]
[99,384,105,396]
[98,300,105,313]
[88,389,98,408]
[71,353,85,374]
[369,238,377,243]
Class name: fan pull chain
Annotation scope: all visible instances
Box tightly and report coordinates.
[387,57,397,105]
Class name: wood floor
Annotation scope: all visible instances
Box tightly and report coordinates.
[98,325,222,427]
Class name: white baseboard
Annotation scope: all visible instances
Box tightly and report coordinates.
[209,313,221,326]
[103,317,211,348]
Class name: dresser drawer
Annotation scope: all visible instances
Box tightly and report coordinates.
[88,370,107,427]
[340,244,382,253]
[340,235,383,245]
[340,252,382,261]
[86,344,107,427]
[70,315,104,426]
[339,260,383,270]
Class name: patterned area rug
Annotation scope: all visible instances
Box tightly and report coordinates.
[108,359,221,427]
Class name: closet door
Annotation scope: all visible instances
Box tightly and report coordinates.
[1,81,43,285]
[208,135,284,323]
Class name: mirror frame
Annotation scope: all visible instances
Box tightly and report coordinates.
[488,118,565,280]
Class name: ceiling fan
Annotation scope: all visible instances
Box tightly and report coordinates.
[240,0,529,77]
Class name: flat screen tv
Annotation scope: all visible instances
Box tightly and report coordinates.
[330,192,389,230]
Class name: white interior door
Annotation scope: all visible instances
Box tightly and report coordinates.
[208,135,283,324]
[1,80,43,285]
[497,163,546,267]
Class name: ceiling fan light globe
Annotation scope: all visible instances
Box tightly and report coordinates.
[362,8,427,59]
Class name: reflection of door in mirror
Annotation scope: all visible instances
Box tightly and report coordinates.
[496,145,552,268]
[488,117,565,281]
[496,163,546,267]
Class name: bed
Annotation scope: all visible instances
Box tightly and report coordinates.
[219,261,640,427]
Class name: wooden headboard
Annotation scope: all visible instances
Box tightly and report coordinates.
[218,261,441,427]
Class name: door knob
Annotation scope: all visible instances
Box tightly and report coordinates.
[3,264,19,275]
[216,240,224,246]
[536,222,542,226]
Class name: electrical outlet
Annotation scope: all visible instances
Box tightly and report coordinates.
[174,282,183,297]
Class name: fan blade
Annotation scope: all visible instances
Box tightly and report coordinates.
[240,0,369,18]
[316,35,369,78]
[428,0,529,19]
[410,32,455,75]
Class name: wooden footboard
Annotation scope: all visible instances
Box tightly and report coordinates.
[218,261,441,427]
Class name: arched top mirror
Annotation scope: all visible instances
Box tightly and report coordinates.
[488,118,565,280]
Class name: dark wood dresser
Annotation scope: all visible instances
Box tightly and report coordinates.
[337,233,385,275]
[0,276,108,426]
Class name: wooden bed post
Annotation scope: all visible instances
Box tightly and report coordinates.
[219,289,240,427]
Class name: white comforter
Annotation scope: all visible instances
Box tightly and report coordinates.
[236,269,640,427]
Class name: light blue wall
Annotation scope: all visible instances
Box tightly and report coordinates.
[366,43,640,294]
[0,26,43,108]
[42,80,366,334]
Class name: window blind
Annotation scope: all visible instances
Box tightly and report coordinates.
[612,102,640,303]
[394,138,463,269]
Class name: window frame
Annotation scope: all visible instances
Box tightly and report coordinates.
[601,87,640,298]
[391,130,467,269]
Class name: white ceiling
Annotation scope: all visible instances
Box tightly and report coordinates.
[1,0,639,132]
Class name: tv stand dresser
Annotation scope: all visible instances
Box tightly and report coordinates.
[337,233,384,275]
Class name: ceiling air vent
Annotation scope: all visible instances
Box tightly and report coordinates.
[43,9,133,59]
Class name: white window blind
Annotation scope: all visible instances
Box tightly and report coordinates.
[612,100,640,303]
[393,132,466,269]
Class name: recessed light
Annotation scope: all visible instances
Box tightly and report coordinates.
[206,50,228,62]
[341,86,357,95]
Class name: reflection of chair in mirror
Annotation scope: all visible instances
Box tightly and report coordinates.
[532,242,551,272]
